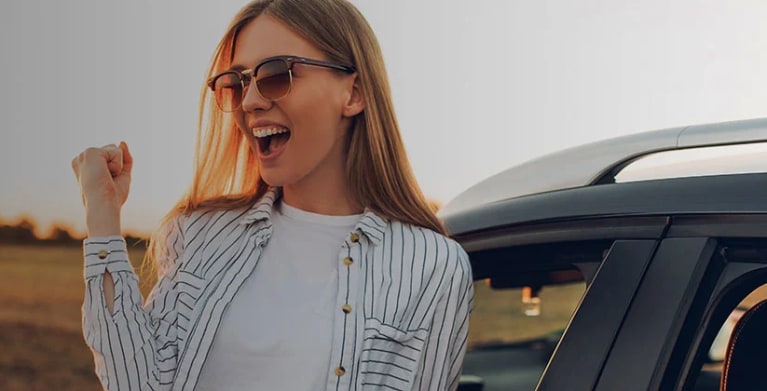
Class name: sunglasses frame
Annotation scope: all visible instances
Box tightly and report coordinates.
[207,55,356,112]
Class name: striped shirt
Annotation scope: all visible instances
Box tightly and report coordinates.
[82,188,474,391]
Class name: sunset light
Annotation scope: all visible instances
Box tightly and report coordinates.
[2,1,767,390]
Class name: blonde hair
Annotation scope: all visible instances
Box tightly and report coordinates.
[142,0,445,285]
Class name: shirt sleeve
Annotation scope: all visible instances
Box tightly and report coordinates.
[82,215,186,391]
[415,241,475,390]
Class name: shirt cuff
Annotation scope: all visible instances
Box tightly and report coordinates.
[83,236,135,279]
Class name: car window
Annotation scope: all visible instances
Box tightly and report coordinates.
[468,280,586,348]
[462,279,587,391]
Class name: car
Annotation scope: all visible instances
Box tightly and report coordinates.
[442,118,767,391]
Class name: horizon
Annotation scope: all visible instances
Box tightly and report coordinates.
[0,214,151,240]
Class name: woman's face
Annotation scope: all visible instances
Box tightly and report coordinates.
[230,15,363,191]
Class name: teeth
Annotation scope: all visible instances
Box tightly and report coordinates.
[251,127,288,138]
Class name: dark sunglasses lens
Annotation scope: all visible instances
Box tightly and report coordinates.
[256,60,291,100]
[213,72,243,111]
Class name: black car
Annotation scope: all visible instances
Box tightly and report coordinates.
[443,118,767,391]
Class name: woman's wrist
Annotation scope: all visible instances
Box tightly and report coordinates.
[85,204,122,237]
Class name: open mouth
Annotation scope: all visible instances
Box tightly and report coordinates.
[252,127,291,156]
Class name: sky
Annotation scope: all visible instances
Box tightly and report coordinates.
[1,0,766,237]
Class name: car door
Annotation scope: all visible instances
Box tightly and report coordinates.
[590,213,767,391]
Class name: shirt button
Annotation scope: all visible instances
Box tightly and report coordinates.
[98,250,109,259]
[350,232,360,243]
[335,366,346,377]
[342,304,352,314]
[343,257,353,266]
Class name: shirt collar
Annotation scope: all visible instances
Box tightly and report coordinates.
[240,187,280,226]
[239,187,387,246]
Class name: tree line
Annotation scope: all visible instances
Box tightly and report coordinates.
[0,218,147,247]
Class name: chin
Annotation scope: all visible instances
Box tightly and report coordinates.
[259,169,296,188]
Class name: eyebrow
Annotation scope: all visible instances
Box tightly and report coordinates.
[228,55,286,72]
[224,64,249,72]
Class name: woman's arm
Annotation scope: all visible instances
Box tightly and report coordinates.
[82,215,186,391]
[73,142,185,390]
[414,243,475,391]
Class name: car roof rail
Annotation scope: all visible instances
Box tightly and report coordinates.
[441,117,767,217]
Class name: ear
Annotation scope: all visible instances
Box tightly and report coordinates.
[342,75,365,118]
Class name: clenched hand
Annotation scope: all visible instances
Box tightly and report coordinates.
[71,141,133,237]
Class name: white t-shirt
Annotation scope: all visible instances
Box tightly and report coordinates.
[196,201,362,391]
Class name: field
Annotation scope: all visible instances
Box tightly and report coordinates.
[0,244,582,390]
[0,244,148,391]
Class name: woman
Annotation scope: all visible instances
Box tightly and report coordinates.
[71,0,473,390]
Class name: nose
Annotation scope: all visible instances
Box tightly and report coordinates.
[240,81,272,112]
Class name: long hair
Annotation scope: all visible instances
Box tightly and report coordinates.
[142,0,445,284]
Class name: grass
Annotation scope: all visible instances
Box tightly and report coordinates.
[0,244,147,391]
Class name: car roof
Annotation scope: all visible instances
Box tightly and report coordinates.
[441,118,767,237]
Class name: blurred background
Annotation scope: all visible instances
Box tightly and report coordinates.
[1,0,766,389]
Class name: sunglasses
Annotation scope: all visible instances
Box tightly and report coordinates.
[207,55,356,112]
